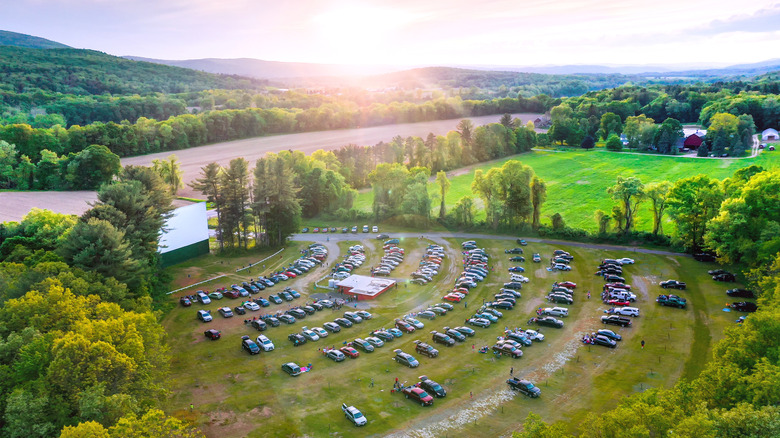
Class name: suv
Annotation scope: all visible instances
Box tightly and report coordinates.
[533,316,564,328]
[342,403,367,426]
[543,307,569,317]
[493,342,523,358]
[414,341,438,358]
[431,331,455,347]
[352,338,374,353]
[197,309,212,322]
[610,307,639,317]
[657,294,687,308]
[241,335,260,355]
[506,378,541,397]
[418,376,446,397]
[393,349,419,368]
[401,387,433,406]
[660,280,686,289]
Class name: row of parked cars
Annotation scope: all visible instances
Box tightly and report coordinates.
[302,225,379,233]
[331,245,366,280]
[373,239,405,277]
[410,244,446,285]
[596,258,639,336]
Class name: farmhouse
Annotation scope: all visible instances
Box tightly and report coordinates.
[763,128,779,141]
[683,133,704,150]
[336,275,396,300]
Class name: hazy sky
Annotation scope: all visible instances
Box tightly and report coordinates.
[3,0,780,67]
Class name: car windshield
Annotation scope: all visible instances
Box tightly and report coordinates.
[354,412,363,418]
[419,391,430,398]
[525,383,535,389]
[432,383,442,390]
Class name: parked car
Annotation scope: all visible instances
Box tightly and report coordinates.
[417,311,436,320]
[431,331,455,347]
[344,312,363,324]
[713,273,736,282]
[506,378,541,397]
[505,248,524,254]
[197,309,212,322]
[657,294,687,308]
[466,317,491,328]
[288,333,306,346]
[241,335,261,355]
[250,320,267,331]
[660,280,687,289]
[302,329,320,342]
[596,329,622,341]
[393,349,419,368]
[340,346,360,358]
[543,307,569,317]
[533,316,564,328]
[592,335,617,348]
[395,319,416,333]
[256,334,274,351]
[693,253,717,262]
[208,291,224,300]
[732,302,758,312]
[342,403,367,426]
[204,329,221,340]
[414,340,439,358]
[179,296,192,307]
[552,263,571,271]
[601,315,632,327]
[352,338,374,353]
[326,349,346,362]
[418,376,447,397]
[610,307,640,317]
[532,253,542,262]
[493,342,523,358]
[727,289,755,298]
[401,386,433,406]
[281,362,302,377]
[454,326,475,337]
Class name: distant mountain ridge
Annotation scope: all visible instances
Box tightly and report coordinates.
[0,30,70,49]
[123,56,398,79]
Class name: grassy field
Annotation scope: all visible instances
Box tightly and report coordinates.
[161,234,743,437]
[349,149,780,233]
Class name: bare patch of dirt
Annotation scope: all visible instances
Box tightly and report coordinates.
[201,408,261,438]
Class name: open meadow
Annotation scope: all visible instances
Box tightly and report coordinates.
[351,149,780,233]
[162,231,744,437]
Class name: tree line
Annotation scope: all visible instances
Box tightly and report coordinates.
[0,167,200,437]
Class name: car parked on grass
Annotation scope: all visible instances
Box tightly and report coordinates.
[657,294,687,308]
[617,258,635,265]
[592,335,617,348]
[601,315,632,327]
[197,309,212,322]
[493,342,523,358]
[548,293,574,305]
[340,346,360,358]
[543,307,569,317]
[454,326,475,337]
[288,333,306,346]
[326,349,346,362]
[204,329,221,340]
[396,319,416,333]
[250,320,267,331]
[660,280,686,289]
[278,314,296,324]
[352,338,374,353]
[394,349,419,368]
[693,253,717,262]
[732,302,758,312]
[180,296,192,307]
[466,317,491,328]
[302,329,320,342]
[241,335,261,355]
[708,269,729,276]
[233,306,246,315]
[713,273,736,282]
[506,378,540,397]
[365,336,385,348]
[552,263,571,271]
[269,294,282,304]
[505,332,533,346]
[610,307,640,317]
[727,289,755,298]
[344,312,363,324]
[282,362,302,376]
[208,291,224,300]
[431,331,455,347]
[417,311,437,320]
[418,376,447,397]
[414,340,439,358]
[596,329,622,341]
[402,387,433,406]
[243,301,260,311]
[505,248,524,254]
[533,316,564,328]
[256,334,274,351]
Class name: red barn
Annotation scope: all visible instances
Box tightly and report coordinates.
[683,134,703,150]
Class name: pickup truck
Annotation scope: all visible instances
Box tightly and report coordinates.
[342,403,367,426]
[657,294,687,309]
[601,315,632,327]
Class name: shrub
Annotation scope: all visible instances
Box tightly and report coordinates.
[605,134,623,151]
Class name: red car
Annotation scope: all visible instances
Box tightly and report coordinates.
[395,319,416,333]
[606,299,631,307]
[558,281,577,289]
[443,293,462,303]
[452,288,469,295]
[284,271,297,278]
[204,329,221,340]
[222,289,240,299]
[402,387,434,406]
[340,346,360,358]
[604,283,630,290]
[180,297,192,307]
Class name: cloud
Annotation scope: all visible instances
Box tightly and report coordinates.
[694,4,780,35]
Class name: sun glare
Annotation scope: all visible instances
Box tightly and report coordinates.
[312,4,416,65]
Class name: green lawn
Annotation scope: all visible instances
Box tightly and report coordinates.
[161,235,740,437]
[350,149,780,232]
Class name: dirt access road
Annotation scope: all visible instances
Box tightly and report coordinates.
[123,113,542,198]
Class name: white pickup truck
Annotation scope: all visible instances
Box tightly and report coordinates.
[342,403,367,426]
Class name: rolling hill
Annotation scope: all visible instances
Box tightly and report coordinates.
[0,30,70,49]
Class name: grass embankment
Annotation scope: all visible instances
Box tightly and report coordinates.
[162,235,741,437]
[348,149,779,233]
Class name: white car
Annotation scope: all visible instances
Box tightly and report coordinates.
[372,226,379,233]
[524,329,544,342]
[302,329,320,341]
[333,272,350,280]
[243,301,261,311]
[510,274,530,283]
[312,327,328,338]
[611,307,640,317]
[256,334,274,351]
[617,258,635,265]
[197,292,211,304]
[553,263,572,271]
[543,307,569,317]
